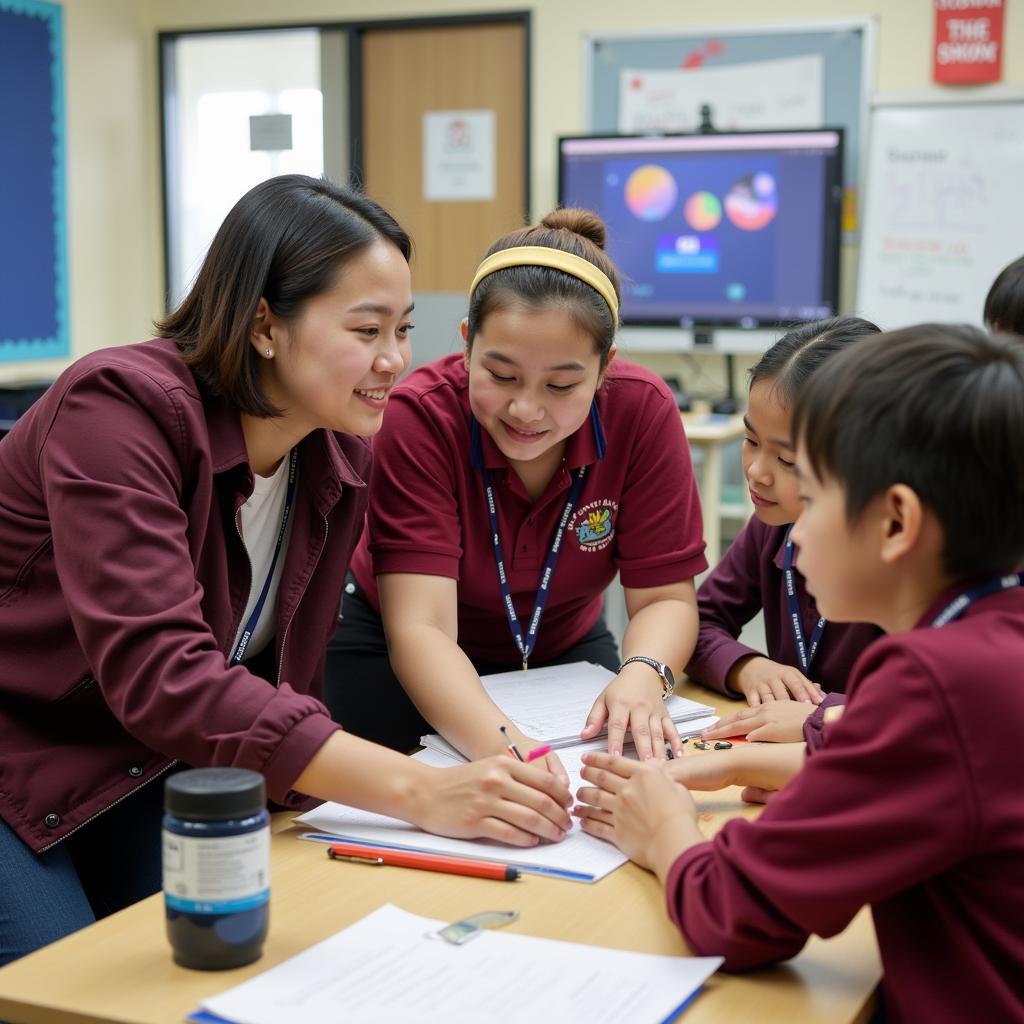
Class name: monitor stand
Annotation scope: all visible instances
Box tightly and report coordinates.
[693,328,740,415]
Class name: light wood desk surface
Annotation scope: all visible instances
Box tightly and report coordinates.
[0,688,880,1024]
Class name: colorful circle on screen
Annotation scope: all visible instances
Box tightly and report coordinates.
[684,191,722,232]
[624,165,678,221]
[724,172,778,231]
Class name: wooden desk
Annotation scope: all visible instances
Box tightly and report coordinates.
[681,412,752,565]
[0,689,880,1024]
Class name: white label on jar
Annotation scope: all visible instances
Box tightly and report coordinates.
[163,826,270,914]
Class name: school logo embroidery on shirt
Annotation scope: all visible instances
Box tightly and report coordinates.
[571,500,618,552]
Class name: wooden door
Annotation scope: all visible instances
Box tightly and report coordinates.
[358,19,528,291]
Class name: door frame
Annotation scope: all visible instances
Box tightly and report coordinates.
[346,11,530,221]
[157,11,531,310]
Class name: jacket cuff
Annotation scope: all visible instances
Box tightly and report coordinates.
[664,840,716,938]
[686,641,760,698]
[261,711,342,803]
[801,692,847,754]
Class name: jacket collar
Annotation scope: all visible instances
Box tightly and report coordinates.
[203,393,367,512]
[771,525,791,570]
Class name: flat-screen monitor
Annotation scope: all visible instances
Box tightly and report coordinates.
[558,129,844,329]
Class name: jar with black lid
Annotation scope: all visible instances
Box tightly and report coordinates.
[162,767,270,969]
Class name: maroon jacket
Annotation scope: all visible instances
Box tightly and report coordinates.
[0,340,367,852]
[667,585,1024,1024]
[686,516,881,697]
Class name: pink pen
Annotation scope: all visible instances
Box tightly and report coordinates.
[525,744,552,763]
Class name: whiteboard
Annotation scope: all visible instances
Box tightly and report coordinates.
[857,100,1024,329]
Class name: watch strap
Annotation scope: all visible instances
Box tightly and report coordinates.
[618,655,676,700]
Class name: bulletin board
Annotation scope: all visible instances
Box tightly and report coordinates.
[584,19,874,233]
[857,95,1024,329]
[0,0,68,362]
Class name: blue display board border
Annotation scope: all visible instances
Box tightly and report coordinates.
[0,0,68,363]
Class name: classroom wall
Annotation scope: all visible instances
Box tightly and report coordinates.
[4,0,1022,386]
[3,0,164,385]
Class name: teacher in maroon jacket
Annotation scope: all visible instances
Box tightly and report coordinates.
[0,175,571,967]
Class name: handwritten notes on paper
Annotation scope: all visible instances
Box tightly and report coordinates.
[858,102,1024,328]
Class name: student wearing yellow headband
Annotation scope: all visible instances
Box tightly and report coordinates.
[324,209,707,776]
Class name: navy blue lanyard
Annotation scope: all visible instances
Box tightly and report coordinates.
[930,573,1022,627]
[783,526,827,675]
[231,449,298,664]
[472,418,589,670]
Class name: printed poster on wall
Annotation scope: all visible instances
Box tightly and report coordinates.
[933,0,1004,84]
[618,56,824,134]
[423,110,496,202]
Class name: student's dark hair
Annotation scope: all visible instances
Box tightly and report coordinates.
[983,254,1024,336]
[749,316,881,407]
[793,324,1024,579]
[466,208,620,368]
[157,174,411,417]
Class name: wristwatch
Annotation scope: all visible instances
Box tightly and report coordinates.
[618,656,675,700]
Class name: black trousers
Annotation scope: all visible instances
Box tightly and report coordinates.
[322,577,620,753]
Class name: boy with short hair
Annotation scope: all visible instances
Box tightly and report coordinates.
[575,325,1024,1024]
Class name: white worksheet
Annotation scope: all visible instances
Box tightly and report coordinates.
[194,904,723,1024]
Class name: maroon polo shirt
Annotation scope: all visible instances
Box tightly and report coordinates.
[666,583,1024,1023]
[686,515,882,697]
[349,353,707,663]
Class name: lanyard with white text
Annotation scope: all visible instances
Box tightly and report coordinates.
[783,526,827,675]
[231,448,298,664]
[472,418,587,670]
[929,573,1022,628]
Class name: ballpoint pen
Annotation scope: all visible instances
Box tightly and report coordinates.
[327,841,520,881]
[499,724,524,761]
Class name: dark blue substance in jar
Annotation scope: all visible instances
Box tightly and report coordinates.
[163,767,270,970]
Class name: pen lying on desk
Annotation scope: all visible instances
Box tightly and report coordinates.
[326,841,520,881]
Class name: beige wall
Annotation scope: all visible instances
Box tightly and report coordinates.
[5,0,1022,385]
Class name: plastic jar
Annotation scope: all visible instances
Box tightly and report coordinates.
[162,767,270,969]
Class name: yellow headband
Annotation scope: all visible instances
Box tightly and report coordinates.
[468,245,619,326]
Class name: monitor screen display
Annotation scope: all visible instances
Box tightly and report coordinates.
[558,130,844,328]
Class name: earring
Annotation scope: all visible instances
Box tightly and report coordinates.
[265,349,273,358]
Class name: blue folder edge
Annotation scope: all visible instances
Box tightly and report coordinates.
[296,831,597,883]
[190,986,710,1024]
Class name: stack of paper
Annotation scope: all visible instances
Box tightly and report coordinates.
[191,904,723,1024]
[420,661,716,758]
[297,740,630,883]
[297,662,717,883]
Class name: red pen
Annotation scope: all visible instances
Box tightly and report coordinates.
[327,842,520,881]
[525,744,552,763]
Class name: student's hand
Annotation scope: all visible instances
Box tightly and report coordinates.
[729,655,824,706]
[699,701,816,743]
[521,738,570,789]
[574,752,699,876]
[414,757,573,848]
[498,725,570,787]
[664,743,804,802]
[580,664,682,760]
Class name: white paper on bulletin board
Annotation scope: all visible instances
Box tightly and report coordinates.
[857,100,1024,329]
[422,109,495,201]
[618,55,824,134]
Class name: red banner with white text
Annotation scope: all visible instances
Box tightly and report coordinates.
[934,0,1004,84]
